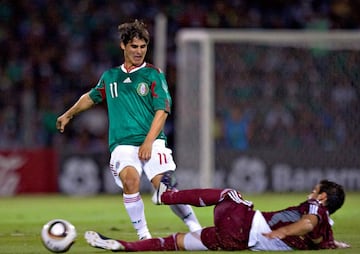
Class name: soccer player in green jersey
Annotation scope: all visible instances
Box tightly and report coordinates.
[56,19,201,240]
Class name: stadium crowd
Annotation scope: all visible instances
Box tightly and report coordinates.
[0,0,359,151]
[214,44,360,151]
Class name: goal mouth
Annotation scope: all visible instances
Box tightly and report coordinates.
[175,29,360,190]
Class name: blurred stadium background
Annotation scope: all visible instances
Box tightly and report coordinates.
[0,0,359,196]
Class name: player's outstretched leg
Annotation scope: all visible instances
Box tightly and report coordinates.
[85,231,179,252]
[154,187,229,207]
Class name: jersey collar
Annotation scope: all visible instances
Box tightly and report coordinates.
[121,62,146,73]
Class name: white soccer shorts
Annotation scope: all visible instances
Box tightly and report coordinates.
[109,139,176,188]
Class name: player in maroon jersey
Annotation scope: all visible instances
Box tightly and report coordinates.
[85,179,350,251]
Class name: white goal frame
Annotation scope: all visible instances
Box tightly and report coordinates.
[176,29,360,188]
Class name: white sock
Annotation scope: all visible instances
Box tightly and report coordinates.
[170,204,202,232]
[123,192,151,239]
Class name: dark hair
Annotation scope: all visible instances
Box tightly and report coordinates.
[118,19,150,46]
[319,179,345,215]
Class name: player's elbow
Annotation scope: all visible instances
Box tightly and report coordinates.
[302,218,315,233]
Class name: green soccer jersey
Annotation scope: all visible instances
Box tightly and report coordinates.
[89,63,172,152]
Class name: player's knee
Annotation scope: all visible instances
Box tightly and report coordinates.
[175,233,186,250]
[120,167,141,193]
[121,175,140,193]
[122,177,140,190]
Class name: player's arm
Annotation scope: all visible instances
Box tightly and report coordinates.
[56,92,95,133]
[262,214,318,239]
[138,109,168,160]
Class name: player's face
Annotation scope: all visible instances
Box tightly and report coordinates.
[122,37,147,69]
[307,184,321,200]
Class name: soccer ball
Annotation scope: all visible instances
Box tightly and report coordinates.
[41,219,77,253]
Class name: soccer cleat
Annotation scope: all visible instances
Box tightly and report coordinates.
[84,231,124,251]
[151,182,168,205]
[160,171,178,190]
[152,171,178,205]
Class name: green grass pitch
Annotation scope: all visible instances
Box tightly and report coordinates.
[0,192,359,254]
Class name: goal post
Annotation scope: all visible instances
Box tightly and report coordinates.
[175,29,360,188]
[176,30,215,188]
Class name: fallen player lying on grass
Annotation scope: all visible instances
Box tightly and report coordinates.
[85,179,350,251]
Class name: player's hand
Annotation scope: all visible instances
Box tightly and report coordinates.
[56,115,72,133]
[138,141,152,160]
[219,189,253,208]
[223,189,242,203]
[262,230,286,240]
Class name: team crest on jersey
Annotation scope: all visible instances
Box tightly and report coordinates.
[137,82,149,96]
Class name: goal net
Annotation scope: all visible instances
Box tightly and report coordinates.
[175,29,360,190]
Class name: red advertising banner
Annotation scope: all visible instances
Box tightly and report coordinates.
[0,149,58,195]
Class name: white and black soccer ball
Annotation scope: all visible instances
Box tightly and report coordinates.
[41,219,77,253]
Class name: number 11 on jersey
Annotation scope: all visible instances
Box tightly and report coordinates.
[110,82,118,98]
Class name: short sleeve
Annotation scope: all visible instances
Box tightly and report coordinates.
[89,78,106,104]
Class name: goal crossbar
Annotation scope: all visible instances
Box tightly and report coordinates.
[177,29,360,48]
